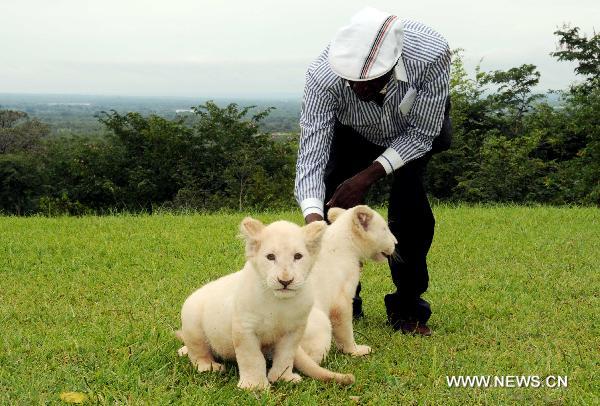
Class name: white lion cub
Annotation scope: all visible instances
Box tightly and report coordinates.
[301,205,398,362]
[177,217,354,390]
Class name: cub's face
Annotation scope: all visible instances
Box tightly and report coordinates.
[363,211,398,262]
[240,218,327,298]
[329,205,397,262]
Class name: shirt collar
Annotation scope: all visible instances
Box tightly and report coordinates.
[394,56,408,82]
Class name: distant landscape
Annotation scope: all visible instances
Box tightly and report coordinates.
[0,93,302,136]
[0,92,565,137]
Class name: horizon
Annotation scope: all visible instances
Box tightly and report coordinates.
[0,88,565,109]
[0,92,302,102]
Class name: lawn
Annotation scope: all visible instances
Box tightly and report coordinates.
[0,206,598,404]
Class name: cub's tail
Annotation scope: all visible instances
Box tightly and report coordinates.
[294,346,355,385]
[174,330,188,356]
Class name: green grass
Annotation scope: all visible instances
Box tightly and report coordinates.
[1,206,598,405]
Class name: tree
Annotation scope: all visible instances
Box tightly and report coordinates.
[38,136,128,213]
[544,88,600,205]
[0,110,28,128]
[0,153,43,214]
[551,25,600,93]
[97,101,296,212]
[426,50,495,200]
[0,110,50,154]
[180,101,295,211]
[98,111,193,211]
[479,64,542,137]
[546,25,600,204]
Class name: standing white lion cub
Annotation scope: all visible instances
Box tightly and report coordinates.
[301,205,398,362]
[177,217,354,390]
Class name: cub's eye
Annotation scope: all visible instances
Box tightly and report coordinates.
[266,254,276,261]
[294,253,303,260]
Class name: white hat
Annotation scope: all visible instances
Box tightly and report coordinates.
[329,7,404,82]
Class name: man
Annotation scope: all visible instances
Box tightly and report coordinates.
[294,7,452,336]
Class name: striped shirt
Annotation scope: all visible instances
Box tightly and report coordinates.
[295,19,451,218]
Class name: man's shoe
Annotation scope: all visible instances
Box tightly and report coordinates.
[390,320,432,336]
[400,321,432,336]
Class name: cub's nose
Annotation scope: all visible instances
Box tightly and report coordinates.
[277,278,294,288]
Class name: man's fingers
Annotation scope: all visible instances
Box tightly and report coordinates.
[328,179,358,209]
[327,184,344,206]
[328,194,345,208]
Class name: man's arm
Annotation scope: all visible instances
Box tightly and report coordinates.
[295,69,338,224]
[325,161,386,211]
[376,48,451,173]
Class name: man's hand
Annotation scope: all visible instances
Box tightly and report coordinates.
[305,213,324,224]
[326,162,386,209]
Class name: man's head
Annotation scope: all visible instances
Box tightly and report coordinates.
[348,69,394,102]
[328,7,404,89]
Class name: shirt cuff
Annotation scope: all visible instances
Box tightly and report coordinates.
[300,198,324,218]
[374,148,405,174]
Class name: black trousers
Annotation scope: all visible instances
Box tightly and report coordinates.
[323,97,452,325]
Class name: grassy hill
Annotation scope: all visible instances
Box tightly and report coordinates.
[0,206,597,404]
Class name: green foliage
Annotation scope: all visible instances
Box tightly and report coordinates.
[479,64,543,137]
[551,25,600,92]
[434,57,550,203]
[39,136,128,212]
[544,89,600,205]
[99,111,192,210]
[0,110,28,128]
[427,31,598,206]
[454,131,550,202]
[0,101,297,215]
[0,153,43,214]
[0,25,599,214]
[0,110,50,154]
[95,101,296,212]
[426,50,492,200]
[38,193,92,216]
[170,102,295,211]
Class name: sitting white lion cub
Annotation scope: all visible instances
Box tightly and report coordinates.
[177,217,354,390]
[301,205,398,362]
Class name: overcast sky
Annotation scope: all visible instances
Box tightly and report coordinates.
[0,0,598,98]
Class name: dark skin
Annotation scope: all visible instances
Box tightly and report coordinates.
[305,71,393,224]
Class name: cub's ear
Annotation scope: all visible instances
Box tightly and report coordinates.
[327,207,346,223]
[303,220,327,256]
[239,217,265,256]
[353,205,374,231]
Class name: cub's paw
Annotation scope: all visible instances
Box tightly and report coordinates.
[268,369,302,383]
[350,344,372,357]
[177,346,188,356]
[195,361,225,373]
[334,372,356,385]
[284,373,303,383]
[237,376,270,390]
